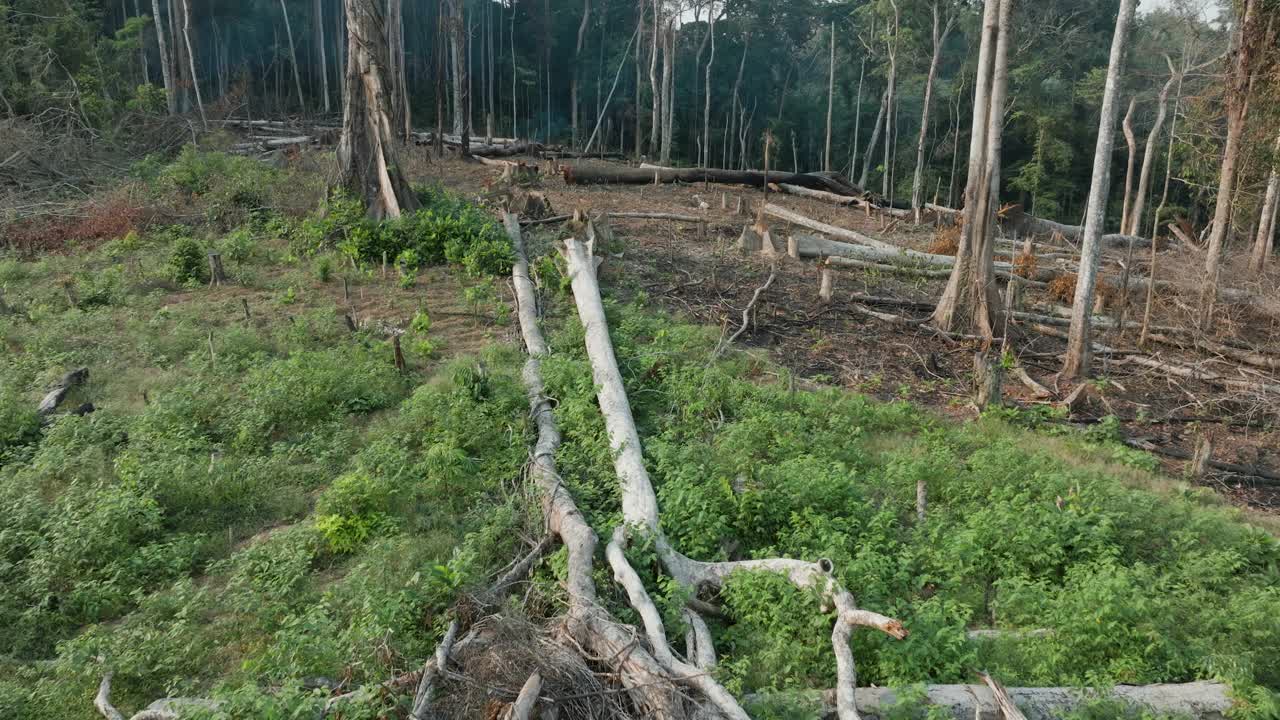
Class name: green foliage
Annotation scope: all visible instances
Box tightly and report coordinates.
[539,301,1280,702]
[169,236,207,284]
[159,146,281,215]
[0,386,40,463]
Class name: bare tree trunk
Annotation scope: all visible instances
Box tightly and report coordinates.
[703,5,716,169]
[859,89,888,190]
[659,19,675,164]
[1202,0,1263,326]
[1119,97,1137,235]
[634,1,644,159]
[729,37,747,169]
[931,0,1001,335]
[150,0,176,114]
[824,21,835,172]
[912,3,955,219]
[449,0,465,135]
[279,0,306,110]
[314,0,331,114]
[338,0,420,220]
[387,0,410,141]
[851,51,866,182]
[882,1,900,201]
[179,0,206,128]
[648,0,660,158]
[1251,135,1280,272]
[1063,0,1137,379]
[1130,57,1177,236]
[571,0,591,148]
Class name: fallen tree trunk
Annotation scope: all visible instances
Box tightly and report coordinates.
[559,213,907,720]
[564,164,857,195]
[37,367,87,417]
[505,213,689,718]
[753,681,1232,720]
[1124,437,1280,485]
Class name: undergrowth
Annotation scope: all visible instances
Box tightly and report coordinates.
[1,149,1277,719]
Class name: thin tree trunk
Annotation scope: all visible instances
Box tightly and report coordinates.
[634,1,644,159]
[648,0,660,157]
[1202,0,1262,326]
[450,0,465,135]
[1251,134,1280,273]
[851,51,866,182]
[912,4,955,218]
[571,0,591,148]
[729,37,748,169]
[882,0,900,202]
[179,0,206,128]
[338,0,420,219]
[279,0,306,110]
[703,4,716,169]
[1130,57,1177,236]
[1063,0,1137,378]
[659,19,675,164]
[150,0,175,114]
[824,21,835,172]
[1119,97,1137,235]
[315,0,330,113]
[860,89,888,189]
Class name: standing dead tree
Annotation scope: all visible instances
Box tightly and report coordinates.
[911,1,958,221]
[336,0,419,219]
[1200,0,1273,326]
[1062,0,1137,379]
[931,0,1008,338]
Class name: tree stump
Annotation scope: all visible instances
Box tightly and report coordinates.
[1004,277,1023,316]
[208,252,226,286]
[241,298,251,322]
[973,351,1003,410]
[819,263,833,304]
[393,334,406,372]
[1190,432,1215,479]
[786,234,800,259]
[737,226,763,252]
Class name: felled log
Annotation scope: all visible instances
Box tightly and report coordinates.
[750,681,1231,720]
[37,367,88,417]
[563,164,857,195]
[776,183,860,206]
[1125,438,1280,485]
[1002,206,1149,248]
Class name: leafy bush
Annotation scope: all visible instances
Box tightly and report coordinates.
[170,236,207,284]
[0,387,40,463]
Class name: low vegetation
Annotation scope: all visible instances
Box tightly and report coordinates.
[1,150,1278,719]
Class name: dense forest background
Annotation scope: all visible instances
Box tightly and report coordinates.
[1,0,1265,232]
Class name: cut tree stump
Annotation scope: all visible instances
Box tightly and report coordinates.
[208,252,226,286]
[974,351,1003,410]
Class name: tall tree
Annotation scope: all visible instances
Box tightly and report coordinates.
[1201,0,1272,325]
[911,1,957,219]
[337,0,419,219]
[931,0,1007,337]
[1251,133,1280,273]
[571,0,591,148]
[178,0,205,128]
[1062,0,1137,379]
[315,0,330,114]
[824,20,835,173]
[703,3,717,168]
[149,0,175,114]
[279,0,306,110]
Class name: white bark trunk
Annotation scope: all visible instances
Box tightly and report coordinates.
[1063,0,1136,378]
[279,0,305,109]
[179,0,205,128]
[150,0,176,114]
[912,5,954,217]
[1129,57,1177,236]
[1119,97,1137,235]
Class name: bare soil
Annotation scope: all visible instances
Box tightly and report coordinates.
[418,154,1280,512]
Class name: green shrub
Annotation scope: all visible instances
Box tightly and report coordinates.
[0,387,40,463]
[169,236,207,284]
